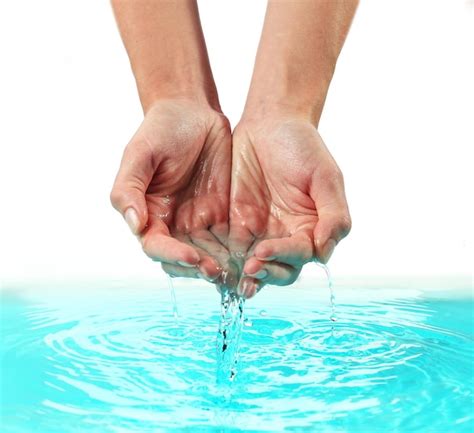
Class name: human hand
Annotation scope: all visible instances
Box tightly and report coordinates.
[229,112,351,298]
[111,99,238,287]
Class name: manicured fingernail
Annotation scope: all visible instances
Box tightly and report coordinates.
[124,208,139,234]
[322,239,336,263]
[250,269,268,279]
[260,255,276,261]
[177,260,197,268]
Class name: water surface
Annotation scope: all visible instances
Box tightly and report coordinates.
[1,278,473,432]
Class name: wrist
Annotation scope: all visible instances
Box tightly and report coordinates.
[137,70,220,114]
[113,0,221,114]
[241,99,317,128]
[240,95,324,129]
[243,70,332,127]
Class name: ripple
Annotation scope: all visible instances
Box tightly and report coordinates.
[1,289,473,433]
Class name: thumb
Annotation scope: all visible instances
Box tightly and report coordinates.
[310,165,352,263]
[313,209,351,263]
[110,140,156,235]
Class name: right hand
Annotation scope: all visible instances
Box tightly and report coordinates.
[110,98,238,288]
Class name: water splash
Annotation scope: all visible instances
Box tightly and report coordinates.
[243,318,253,327]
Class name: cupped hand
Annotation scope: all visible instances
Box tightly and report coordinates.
[229,114,351,298]
[111,99,239,288]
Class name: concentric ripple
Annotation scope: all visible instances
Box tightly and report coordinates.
[1,284,473,433]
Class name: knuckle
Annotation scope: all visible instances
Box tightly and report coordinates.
[320,164,344,189]
[331,169,344,188]
[336,214,352,237]
[287,272,300,285]
[141,237,154,258]
[215,113,231,131]
[300,249,313,263]
[161,263,173,275]
[109,187,122,209]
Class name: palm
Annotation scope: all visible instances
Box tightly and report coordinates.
[124,100,237,286]
[231,119,320,257]
[229,118,350,295]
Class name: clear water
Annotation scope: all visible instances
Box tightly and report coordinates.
[1,278,473,433]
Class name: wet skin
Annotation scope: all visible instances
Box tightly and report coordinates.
[110,99,240,288]
[229,114,351,298]
[111,102,351,297]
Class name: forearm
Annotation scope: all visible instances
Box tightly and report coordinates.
[111,0,219,112]
[244,0,358,125]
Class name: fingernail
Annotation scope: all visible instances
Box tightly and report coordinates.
[322,239,336,263]
[177,260,197,268]
[124,208,139,234]
[244,282,257,299]
[237,280,247,297]
[240,280,256,299]
[250,269,268,279]
[260,255,276,261]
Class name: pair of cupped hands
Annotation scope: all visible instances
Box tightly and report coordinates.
[110,98,351,299]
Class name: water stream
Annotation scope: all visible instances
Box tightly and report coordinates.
[213,262,336,388]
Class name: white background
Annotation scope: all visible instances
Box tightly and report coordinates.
[0,1,472,285]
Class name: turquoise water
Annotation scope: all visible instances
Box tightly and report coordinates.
[1,278,473,433]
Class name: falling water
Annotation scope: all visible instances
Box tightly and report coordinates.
[316,262,337,322]
[215,289,245,386]
[167,275,179,322]
[166,259,336,391]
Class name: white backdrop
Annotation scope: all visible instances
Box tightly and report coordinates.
[0,1,472,284]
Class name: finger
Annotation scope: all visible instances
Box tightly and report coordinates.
[228,222,255,258]
[188,229,229,269]
[177,232,223,280]
[162,263,199,279]
[229,198,266,256]
[310,163,352,263]
[141,222,200,266]
[243,257,301,286]
[161,263,218,282]
[218,257,241,291]
[110,140,158,235]
[253,232,313,266]
[237,276,263,300]
[209,222,230,248]
[197,255,222,281]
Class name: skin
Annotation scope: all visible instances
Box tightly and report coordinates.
[231,0,358,297]
[110,99,238,286]
[110,0,358,298]
[230,114,351,298]
[110,0,239,288]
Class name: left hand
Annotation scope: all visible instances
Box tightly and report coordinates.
[229,112,352,298]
